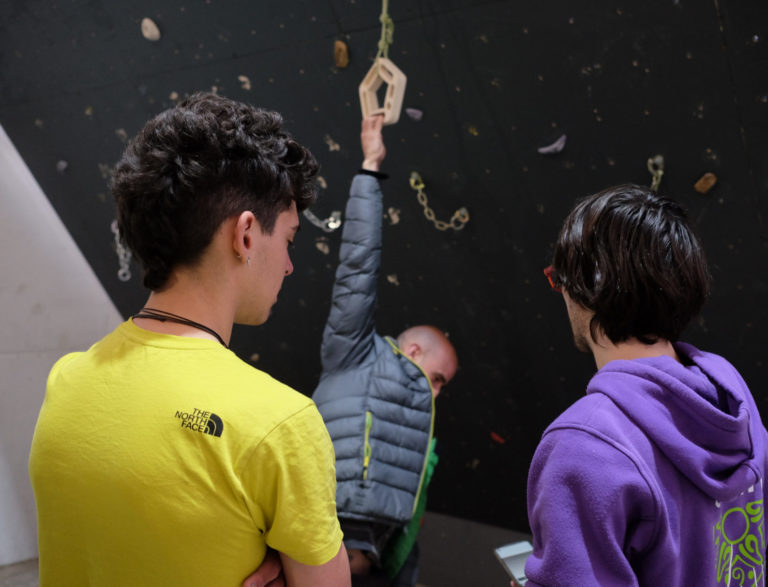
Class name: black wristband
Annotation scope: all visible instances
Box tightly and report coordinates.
[358,169,389,180]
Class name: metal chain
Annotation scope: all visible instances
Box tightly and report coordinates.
[302,209,342,233]
[409,172,469,231]
[110,220,133,282]
[647,154,664,192]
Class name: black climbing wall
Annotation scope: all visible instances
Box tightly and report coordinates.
[2,0,766,533]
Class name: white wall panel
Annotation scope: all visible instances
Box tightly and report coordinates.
[0,125,121,566]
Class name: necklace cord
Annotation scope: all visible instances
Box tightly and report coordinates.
[132,307,228,348]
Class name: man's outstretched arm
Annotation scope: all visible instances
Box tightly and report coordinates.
[320,115,388,374]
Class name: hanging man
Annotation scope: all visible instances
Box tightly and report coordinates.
[312,115,459,586]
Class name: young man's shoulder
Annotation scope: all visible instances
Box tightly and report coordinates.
[48,320,318,433]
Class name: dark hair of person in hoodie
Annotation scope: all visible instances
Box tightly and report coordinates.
[551,184,711,345]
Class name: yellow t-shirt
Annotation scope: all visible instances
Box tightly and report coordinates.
[29,320,342,586]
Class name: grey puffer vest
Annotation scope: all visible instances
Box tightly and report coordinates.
[312,174,435,526]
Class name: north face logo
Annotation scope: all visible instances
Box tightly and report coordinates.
[174,408,224,437]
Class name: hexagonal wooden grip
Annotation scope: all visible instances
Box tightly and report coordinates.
[359,57,407,125]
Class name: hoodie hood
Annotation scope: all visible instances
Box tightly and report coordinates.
[588,342,764,502]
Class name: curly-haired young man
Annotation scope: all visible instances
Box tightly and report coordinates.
[29,93,350,587]
[525,185,768,586]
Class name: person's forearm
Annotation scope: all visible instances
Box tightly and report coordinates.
[360,115,385,172]
[280,543,351,587]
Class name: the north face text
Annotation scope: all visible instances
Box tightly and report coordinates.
[174,408,224,437]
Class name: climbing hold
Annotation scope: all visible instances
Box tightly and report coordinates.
[405,108,423,121]
[694,172,717,194]
[334,40,349,68]
[490,432,506,444]
[324,135,341,151]
[141,17,161,41]
[537,134,567,155]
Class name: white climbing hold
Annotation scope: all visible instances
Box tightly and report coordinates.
[537,134,567,155]
[141,18,161,41]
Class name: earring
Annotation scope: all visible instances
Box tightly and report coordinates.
[247,257,251,266]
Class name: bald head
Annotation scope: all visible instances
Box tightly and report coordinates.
[397,325,458,397]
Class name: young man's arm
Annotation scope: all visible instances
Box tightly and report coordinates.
[241,550,284,587]
[241,543,350,587]
[242,402,347,584]
[320,115,387,374]
[279,542,350,587]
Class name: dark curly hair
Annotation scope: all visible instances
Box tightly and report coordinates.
[111,92,318,291]
[552,184,711,345]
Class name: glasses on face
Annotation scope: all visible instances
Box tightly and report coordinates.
[543,265,564,293]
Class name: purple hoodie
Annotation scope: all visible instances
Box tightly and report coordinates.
[525,343,767,586]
